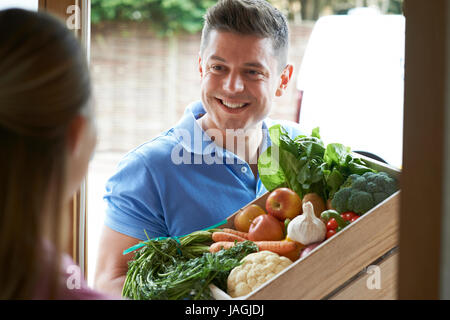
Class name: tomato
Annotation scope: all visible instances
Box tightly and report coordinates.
[350,216,359,223]
[341,212,358,221]
[326,229,336,239]
[326,218,338,231]
[340,212,351,221]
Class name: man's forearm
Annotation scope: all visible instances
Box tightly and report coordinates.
[94,274,127,297]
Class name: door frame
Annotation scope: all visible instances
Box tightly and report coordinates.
[38,0,91,280]
[37,0,450,298]
[399,0,449,299]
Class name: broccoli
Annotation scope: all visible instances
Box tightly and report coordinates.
[331,171,398,215]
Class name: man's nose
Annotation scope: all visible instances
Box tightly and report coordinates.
[223,71,244,93]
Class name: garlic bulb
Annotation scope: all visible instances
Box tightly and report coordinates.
[287,201,326,245]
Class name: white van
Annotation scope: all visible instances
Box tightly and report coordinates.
[296,10,405,168]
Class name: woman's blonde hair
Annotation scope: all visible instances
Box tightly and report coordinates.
[0,9,91,299]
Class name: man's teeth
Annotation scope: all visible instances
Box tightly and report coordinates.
[221,100,247,109]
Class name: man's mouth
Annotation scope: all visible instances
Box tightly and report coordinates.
[217,98,249,109]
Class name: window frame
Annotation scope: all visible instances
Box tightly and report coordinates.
[38,0,91,280]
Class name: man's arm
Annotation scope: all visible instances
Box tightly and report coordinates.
[93,225,140,297]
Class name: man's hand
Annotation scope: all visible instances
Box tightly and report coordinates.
[93,226,139,297]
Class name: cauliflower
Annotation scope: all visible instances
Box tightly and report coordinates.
[227,250,292,298]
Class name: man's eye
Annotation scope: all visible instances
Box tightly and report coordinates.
[211,65,224,71]
[246,69,264,78]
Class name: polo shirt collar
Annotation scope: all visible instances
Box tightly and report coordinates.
[173,101,272,157]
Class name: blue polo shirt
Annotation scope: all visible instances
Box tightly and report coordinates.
[104,101,303,240]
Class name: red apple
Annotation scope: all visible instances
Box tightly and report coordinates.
[234,204,266,232]
[265,187,302,221]
[248,214,284,241]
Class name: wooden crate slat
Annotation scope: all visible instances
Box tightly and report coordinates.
[245,191,400,299]
[328,249,399,300]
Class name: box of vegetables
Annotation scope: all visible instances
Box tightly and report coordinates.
[122,126,401,300]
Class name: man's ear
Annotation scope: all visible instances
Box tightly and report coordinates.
[275,64,294,97]
[67,115,87,158]
[198,54,203,78]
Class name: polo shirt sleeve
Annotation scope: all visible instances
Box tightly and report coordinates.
[278,119,305,138]
[264,118,305,140]
[103,151,168,240]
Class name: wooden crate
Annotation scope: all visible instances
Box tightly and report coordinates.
[211,155,401,300]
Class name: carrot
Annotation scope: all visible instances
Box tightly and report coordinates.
[212,231,246,243]
[254,240,298,256]
[209,239,299,257]
[221,228,249,240]
[209,241,236,253]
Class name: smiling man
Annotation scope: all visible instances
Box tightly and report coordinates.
[94,0,303,296]
[197,29,293,177]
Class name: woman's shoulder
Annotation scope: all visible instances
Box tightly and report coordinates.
[33,241,122,300]
[56,253,122,300]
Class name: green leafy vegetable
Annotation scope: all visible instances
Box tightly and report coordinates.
[122,236,258,300]
[122,229,217,299]
[258,125,327,199]
[258,125,303,196]
[258,125,377,202]
[322,143,375,199]
[257,145,287,191]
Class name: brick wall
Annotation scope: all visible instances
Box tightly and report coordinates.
[91,21,314,153]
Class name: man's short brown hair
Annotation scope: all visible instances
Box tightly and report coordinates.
[200,0,289,73]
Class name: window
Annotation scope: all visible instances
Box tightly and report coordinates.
[296,11,405,168]
[0,0,38,11]
[85,0,405,287]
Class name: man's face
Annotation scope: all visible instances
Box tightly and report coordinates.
[199,30,292,132]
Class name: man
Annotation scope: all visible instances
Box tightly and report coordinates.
[94,0,302,296]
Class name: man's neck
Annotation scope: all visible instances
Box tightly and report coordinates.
[196,115,263,166]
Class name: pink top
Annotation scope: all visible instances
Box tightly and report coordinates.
[33,241,122,300]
